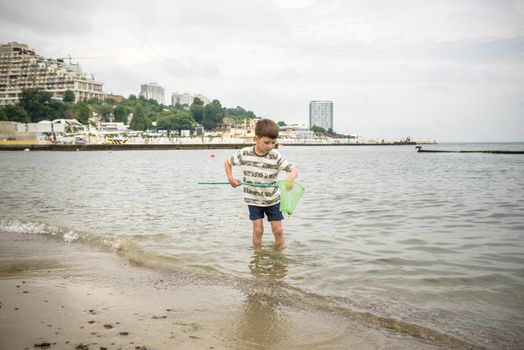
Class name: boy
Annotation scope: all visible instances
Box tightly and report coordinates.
[224,119,298,247]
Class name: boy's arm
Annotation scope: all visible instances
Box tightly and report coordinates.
[287,166,298,182]
[224,160,241,187]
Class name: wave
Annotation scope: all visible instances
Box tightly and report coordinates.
[0,217,487,349]
[0,217,136,250]
[0,217,222,276]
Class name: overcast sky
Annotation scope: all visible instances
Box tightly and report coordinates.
[1,0,523,141]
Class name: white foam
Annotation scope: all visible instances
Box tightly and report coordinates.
[0,218,48,235]
[63,230,79,242]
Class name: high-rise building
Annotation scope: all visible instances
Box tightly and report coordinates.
[0,42,105,105]
[309,100,333,131]
[171,92,210,106]
[140,82,164,104]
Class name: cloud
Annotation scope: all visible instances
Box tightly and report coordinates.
[0,0,95,36]
[0,0,523,141]
[514,0,524,15]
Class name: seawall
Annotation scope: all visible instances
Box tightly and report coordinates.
[0,142,420,151]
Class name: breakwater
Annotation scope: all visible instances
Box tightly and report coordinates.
[0,142,419,151]
[417,149,524,154]
[0,143,254,151]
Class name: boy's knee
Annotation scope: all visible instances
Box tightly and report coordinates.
[272,226,283,237]
[272,225,284,245]
[252,221,264,237]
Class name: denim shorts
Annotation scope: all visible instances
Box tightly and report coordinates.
[248,203,284,221]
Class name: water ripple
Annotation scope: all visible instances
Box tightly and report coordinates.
[1,145,524,348]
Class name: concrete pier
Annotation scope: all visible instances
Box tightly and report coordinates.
[417,149,524,154]
[0,143,253,151]
[0,142,423,151]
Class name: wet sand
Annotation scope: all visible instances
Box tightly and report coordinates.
[0,231,452,350]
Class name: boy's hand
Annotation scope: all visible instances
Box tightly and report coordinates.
[284,177,295,191]
[284,167,298,190]
[228,178,241,187]
[283,181,294,191]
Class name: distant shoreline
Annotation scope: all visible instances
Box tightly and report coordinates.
[0,142,422,151]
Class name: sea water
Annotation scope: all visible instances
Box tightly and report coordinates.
[1,144,523,349]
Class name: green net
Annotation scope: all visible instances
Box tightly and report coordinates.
[278,180,305,215]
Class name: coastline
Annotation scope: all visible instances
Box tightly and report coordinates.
[0,142,422,151]
[0,231,467,350]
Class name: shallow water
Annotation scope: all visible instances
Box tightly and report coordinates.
[1,144,524,349]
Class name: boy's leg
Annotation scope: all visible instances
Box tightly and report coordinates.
[270,220,284,245]
[252,219,264,247]
[266,203,285,245]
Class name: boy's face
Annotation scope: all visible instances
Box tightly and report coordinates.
[254,136,277,155]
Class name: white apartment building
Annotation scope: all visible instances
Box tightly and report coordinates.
[279,124,314,139]
[140,82,164,104]
[0,42,105,105]
[171,92,210,106]
[309,100,333,131]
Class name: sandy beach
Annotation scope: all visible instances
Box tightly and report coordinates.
[0,231,463,350]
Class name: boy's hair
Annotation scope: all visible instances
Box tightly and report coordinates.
[255,119,279,139]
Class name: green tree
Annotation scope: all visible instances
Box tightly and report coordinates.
[157,114,177,131]
[105,98,117,105]
[18,88,53,122]
[189,97,204,124]
[49,100,68,120]
[113,105,129,124]
[158,111,195,133]
[277,121,287,127]
[310,125,327,135]
[174,111,194,132]
[202,99,224,130]
[63,90,75,103]
[4,105,30,123]
[75,102,91,124]
[224,106,256,121]
[0,106,7,121]
[65,104,75,119]
[86,97,101,104]
[129,104,152,131]
[98,104,113,122]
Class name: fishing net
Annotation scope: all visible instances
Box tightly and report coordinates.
[278,180,305,215]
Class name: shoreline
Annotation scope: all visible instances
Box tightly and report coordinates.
[0,230,468,350]
[0,142,422,151]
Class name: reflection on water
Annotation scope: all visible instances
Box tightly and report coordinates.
[249,245,288,283]
[235,246,290,346]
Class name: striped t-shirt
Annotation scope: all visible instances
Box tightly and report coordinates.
[229,146,294,207]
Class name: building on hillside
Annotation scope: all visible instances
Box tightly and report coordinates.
[0,42,105,105]
[218,118,260,139]
[171,92,210,106]
[140,82,164,104]
[48,119,86,133]
[309,100,333,131]
[0,121,40,143]
[195,123,204,136]
[105,93,125,102]
[279,124,314,139]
